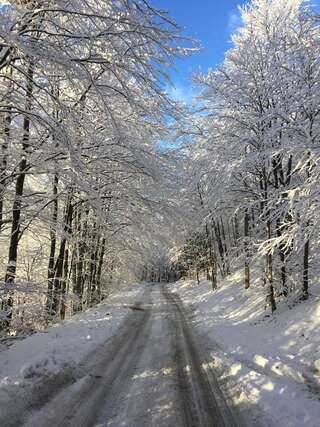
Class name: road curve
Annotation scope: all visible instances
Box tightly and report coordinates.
[21,283,244,427]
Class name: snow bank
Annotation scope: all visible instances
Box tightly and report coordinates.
[0,284,145,424]
[171,271,320,427]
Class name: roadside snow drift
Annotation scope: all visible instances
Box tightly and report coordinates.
[0,284,145,425]
[171,271,320,427]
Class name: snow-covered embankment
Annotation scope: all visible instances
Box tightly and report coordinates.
[171,272,320,427]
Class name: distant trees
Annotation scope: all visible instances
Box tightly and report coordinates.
[140,247,179,283]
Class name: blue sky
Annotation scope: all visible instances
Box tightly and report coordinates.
[152,0,248,100]
[152,0,320,102]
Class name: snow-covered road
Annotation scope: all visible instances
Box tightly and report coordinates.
[9,284,245,427]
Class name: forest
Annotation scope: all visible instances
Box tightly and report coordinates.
[0,0,319,334]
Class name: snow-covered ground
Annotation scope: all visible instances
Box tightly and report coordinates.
[1,276,319,426]
[170,270,320,427]
[0,282,243,427]
[0,284,145,425]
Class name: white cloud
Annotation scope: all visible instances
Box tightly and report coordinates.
[165,82,198,105]
[228,9,243,34]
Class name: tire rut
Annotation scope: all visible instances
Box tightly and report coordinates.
[162,286,240,427]
[23,287,153,427]
[16,284,247,427]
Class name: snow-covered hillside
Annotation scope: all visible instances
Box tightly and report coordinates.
[171,272,320,427]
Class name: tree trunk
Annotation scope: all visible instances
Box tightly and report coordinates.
[46,173,59,316]
[276,218,287,297]
[2,62,34,327]
[60,246,69,320]
[197,184,217,290]
[220,217,230,274]
[96,237,106,301]
[234,214,240,250]
[213,218,226,278]
[72,207,88,313]
[244,209,250,289]
[51,192,73,317]
[107,259,115,293]
[0,106,12,232]
[89,225,100,306]
[267,219,276,312]
[302,234,309,300]
[302,152,311,300]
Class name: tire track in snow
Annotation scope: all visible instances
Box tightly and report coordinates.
[162,286,240,427]
[23,287,153,427]
[20,284,245,427]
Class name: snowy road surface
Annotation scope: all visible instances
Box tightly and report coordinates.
[14,284,244,427]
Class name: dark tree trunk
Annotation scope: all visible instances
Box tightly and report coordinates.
[276,219,287,297]
[46,173,59,315]
[272,154,288,297]
[197,184,217,290]
[2,62,34,327]
[89,225,100,307]
[213,218,226,278]
[0,106,12,232]
[72,208,88,313]
[96,237,106,301]
[302,152,311,300]
[51,192,73,317]
[108,260,115,289]
[302,234,309,300]
[207,224,217,290]
[244,209,250,289]
[267,219,276,312]
[60,246,69,320]
[234,214,239,244]
[220,217,230,274]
